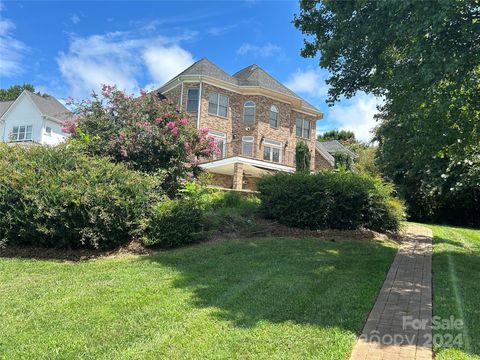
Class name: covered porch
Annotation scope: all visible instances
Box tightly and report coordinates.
[199,156,295,190]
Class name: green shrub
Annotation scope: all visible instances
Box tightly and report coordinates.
[0,144,152,249]
[144,196,206,248]
[144,183,261,247]
[257,170,404,232]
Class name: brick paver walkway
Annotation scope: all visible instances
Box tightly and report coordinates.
[349,224,433,360]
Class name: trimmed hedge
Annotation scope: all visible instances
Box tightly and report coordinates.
[0,144,152,249]
[257,171,404,232]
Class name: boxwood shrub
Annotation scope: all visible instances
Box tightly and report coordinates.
[257,171,404,232]
[0,144,152,249]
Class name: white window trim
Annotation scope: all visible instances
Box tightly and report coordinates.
[186,88,199,113]
[11,125,33,142]
[243,101,256,124]
[263,138,282,163]
[242,136,254,156]
[296,118,311,139]
[208,92,229,117]
[208,130,227,159]
[269,105,279,128]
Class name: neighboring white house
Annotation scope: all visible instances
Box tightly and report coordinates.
[0,90,71,146]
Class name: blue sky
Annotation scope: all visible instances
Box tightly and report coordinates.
[0,0,380,141]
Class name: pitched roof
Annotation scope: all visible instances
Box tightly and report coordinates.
[0,100,14,117]
[316,140,358,159]
[25,91,72,122]
[161,58,321,115]
[177,58,238,85]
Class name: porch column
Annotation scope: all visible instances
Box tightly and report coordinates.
[232,162,244,190]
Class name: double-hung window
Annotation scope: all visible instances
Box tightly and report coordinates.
[243,101,255,124]
[186,88,199,112]
[11,125,33,142]
[208,92,229,117]
[242,136,254,156]
[296,118,311,139]
[269,105,278,128]
[208,130,227,159]
[263,139,282,163]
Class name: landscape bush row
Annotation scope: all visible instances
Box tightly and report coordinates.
[0,144,260,250]
[257,171,404,233]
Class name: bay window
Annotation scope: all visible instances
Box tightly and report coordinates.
[263,138,282,163]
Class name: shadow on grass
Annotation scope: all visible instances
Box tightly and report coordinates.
[432,235,480,358]
[139,237,397,333]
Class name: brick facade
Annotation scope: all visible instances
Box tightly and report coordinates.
[162,77,323,190]
[315,149,334,170]
[165,81,317,169]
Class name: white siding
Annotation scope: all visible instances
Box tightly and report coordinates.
[1,95,67,145]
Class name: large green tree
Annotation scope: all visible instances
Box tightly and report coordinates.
[294,0,479,226]
[0,84,38,101]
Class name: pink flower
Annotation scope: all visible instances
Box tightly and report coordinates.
[171,127,179,136]
[120,149,128,157]
[179,117,188,125]
[61,119,77,134]
[199,127,209,136]
[155,117,162,124]
[183,142,191,151]
[140,89,147,97]
[167,121,176,130]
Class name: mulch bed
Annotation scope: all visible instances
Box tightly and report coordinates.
[0,219,400,262]
[0,240,152,262]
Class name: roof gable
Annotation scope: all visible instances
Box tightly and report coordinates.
[160,59,322,116]
[316,140,357,159]
[1,90,71,123]
[177,58,238,85]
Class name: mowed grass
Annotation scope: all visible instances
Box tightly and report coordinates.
[0,237,396,359]
[427,224,480,360]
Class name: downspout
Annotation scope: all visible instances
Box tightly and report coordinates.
[197,80,203,129]
[179,80,184,110]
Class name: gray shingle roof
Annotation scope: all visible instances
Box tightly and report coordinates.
[0,100,14,117]
[25,91,71,122]
[178,58,238,85]
[162,58,321,115]
[316,140,357,159]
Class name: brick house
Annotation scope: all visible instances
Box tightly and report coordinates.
[158,58,332,190]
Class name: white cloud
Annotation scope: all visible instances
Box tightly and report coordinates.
[0,15,28,76]
[327,93,382,142]
[70,14,81,24]
[57,31,194,99]
[143,45,194,87]
[236,43,281,57]
[285,69,329,99]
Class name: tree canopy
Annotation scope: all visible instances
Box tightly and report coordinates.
[294,0,479,226]
[317,129,356,143]
[0,84,41,101]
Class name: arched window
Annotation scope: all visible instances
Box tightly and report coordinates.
[243,101,255,124]
[269,105,278,128]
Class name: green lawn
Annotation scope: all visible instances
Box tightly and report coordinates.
[427,224,480,360]
[0,237,396,359]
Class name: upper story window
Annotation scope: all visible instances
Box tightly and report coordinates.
[269,105,278,128]
[186,88,199,112]
[242,136,254,156]
[296,118,311,139]
[11,125,33,142]
[208,130,227,159]
[243,101,255,124]
[263,138,282,163]
[208,92,229,117]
